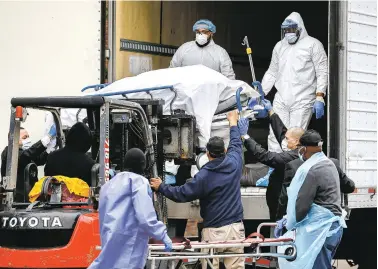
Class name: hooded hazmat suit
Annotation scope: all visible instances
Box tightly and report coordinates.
[262,12,328,153]
[88,172,168,269]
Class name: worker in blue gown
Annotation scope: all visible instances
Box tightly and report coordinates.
[88,148,172,269]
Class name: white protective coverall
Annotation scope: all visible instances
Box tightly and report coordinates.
[170,40,236,80]
[262,12,328,153]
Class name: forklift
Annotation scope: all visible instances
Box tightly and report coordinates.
[0,94,198,268]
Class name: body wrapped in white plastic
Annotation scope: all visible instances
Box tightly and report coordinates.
[52,65,259,148]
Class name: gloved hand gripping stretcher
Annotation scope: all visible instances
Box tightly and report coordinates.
[147,223,297,269]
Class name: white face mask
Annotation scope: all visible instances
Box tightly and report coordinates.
[21,138,32,150]
[285,33,298,44]
[196,33,208,45]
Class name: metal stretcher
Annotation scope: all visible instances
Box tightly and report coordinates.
[147,223,297,269]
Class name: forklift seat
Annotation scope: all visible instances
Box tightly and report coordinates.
[39,177,62,202]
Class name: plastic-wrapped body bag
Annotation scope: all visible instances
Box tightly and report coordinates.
[278,152,347,269]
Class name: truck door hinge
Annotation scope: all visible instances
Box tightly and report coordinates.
[105,49,110,59]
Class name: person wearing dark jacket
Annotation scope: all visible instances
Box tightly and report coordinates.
[276,157,355,220]
[1,126,57,202]
[150,110,245,269]
[238,100,305,220]
[44,122,95,186]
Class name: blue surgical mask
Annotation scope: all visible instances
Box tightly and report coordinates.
[298,146,306,162]
[285,33,298,44]
[21,138,32,150]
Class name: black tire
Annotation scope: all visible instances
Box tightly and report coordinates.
[284,247,296,261]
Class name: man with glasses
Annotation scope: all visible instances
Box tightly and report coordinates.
[238,100,304,221]
[170,19,235,80]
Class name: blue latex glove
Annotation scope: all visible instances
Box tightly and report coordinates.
[274,218,287,238]
[237,118,249,136]
[163,235,173,252]
[256,167,274,187]
[255,109,268,119]
[248,97,259,109]
[48,124,57,137]
[109,169,116,179]
[261,99,272,112]
[313,100,325,119]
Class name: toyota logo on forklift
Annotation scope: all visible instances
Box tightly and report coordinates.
[1,216,63,228]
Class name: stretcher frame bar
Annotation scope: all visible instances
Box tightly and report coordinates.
[148,223,296,268]
[148,240,293,251]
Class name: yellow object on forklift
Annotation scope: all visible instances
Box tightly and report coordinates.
[246,47,252,54]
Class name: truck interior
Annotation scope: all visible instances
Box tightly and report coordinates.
[114,0,330,156]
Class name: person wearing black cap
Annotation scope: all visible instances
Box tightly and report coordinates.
[44,122,95,186]
[150,110,245,269]
[276,129,346,269]
[88,148,172,269]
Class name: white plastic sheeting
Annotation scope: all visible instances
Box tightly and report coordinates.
[62,65,259,146]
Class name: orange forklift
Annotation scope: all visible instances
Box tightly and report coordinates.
[0,95,178,268]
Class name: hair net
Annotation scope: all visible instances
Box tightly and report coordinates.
[124,148,146,174]
[193,19,216,33]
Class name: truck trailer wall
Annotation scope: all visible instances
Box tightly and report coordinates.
[343,1,377,208]
[115,1,170,79]
[0,1,102,160]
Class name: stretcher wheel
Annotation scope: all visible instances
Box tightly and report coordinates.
[284,247,297,261]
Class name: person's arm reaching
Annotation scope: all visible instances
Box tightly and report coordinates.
[220,49,236,80]
[156,173,206,203]
[295,168,318,223]
[311,40,328,97]
[270,113,288,147]
[261,43,280,95]
[243,138,288,169]
[132,176,168,241]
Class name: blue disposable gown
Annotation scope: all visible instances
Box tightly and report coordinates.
[88,172,168,269]
[278,152,346,269]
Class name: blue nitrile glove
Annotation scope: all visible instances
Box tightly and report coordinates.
[248,97,259,109]
[313,100,325,119]
[48,124,57,137]
[256,167,274,187]
[163,234,173,252]
[255,108,268,118]
[109,169,116,179]
[274,218,287,238]
[238,118,249,136]
[261,99,272,112]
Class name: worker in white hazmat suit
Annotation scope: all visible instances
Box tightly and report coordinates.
[170,19,236,80]
[262,12,328,153]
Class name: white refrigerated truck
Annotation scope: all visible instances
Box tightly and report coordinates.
[0,1,376,268]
